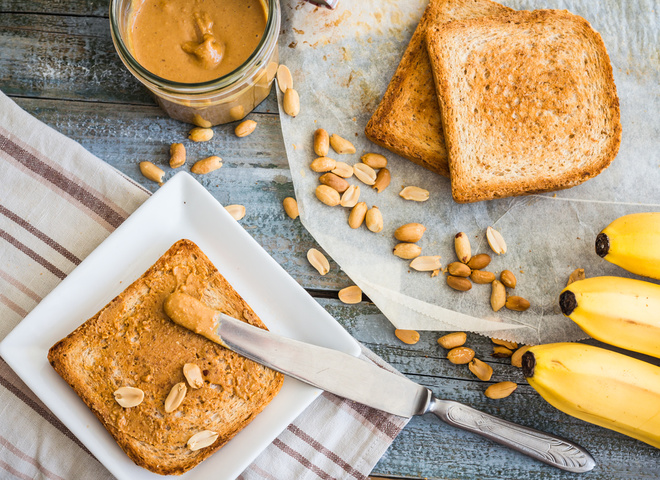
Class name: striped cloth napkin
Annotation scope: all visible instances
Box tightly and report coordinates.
[0,90,408,479]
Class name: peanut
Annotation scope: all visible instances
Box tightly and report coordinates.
[467,253,491,270]
[353,163,377,185]
[454,232,471,263]
[338,285,362,304]
[139,161,164,184]
[276,64,293,93]
[314,128,329,157]
[348,202,367,229]
[410,256,441,272]
[310,157,336,172]
[500,270,517,288]
[394,223,426,243]
[283,197,299,219]
[447,346,475,364]
[307,248,330,275]
[437,332,466,349]
[187,430,219,451]
[447,275,472,292]
[329,134,356,154]
[319,172,349,193]
[468,358,493,381]
[340,185,360,208]
[485,381,517,399]
[492,339,518,350]
[490,280,506,312]
[447,262,471,277]
[470,270,496,284]
[399,186,429,202]
[332,161,353,178]
[164,382,187,413]
[395,329,420,345]
[486,226,507,255]
[492,346,513,358]
[505,296,530,312]
[234,119,257,137]
[360,152,387,169]
[315,185,340,206]
[188,127,213,142]
[511,345,531,368]
[191,156,223,174]
[169,143,186,168]
[567,268,585,286]
[373,168,391,193]
[393,243,422,260]
[183,363,204,389]
[365,206,383,233]
[113,386,144,408]
[225,204,246,221]
[283,88,300,117]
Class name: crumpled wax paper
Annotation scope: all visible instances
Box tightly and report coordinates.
[276,0,660,344]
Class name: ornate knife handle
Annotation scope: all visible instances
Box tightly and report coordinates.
[427,398,595,473]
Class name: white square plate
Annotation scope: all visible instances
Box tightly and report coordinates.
[0,172,360,480]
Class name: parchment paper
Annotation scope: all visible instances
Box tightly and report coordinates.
[277,0,660,344]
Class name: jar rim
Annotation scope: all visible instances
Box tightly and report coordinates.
[109,0,279,93]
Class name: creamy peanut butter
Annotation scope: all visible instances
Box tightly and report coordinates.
[129,0,267,83]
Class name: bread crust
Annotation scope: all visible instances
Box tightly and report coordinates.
[48,239,283,475]
[425,9,622,202]
[364,0,513,177]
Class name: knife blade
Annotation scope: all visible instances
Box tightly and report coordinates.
[164,293,595,473]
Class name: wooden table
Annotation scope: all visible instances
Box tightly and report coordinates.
[2,1,658,478]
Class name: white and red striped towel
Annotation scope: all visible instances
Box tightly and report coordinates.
[0,90,408,479]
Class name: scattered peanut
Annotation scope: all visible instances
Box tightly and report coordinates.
[395,329,420,345]
[486,226,507,255]
[454,232,472,263]
[283,197,299,219]
[113,386,144,408]
[490,280,506,311]
[332,161,353,178]
[500,270,517,289]
[183,363,204,389]
[314,128,330,157]
[188,127,213,142]
[353,163,377,186]
[348,202,367,229]
[315,185,340,206]
[437,332,466,349]
[283,88,300,117]
[340,185,360,208]
[492,339,518,350]
[485,381,517,399]
[393,243,422,260]
[447,262,471,277]
[235,119,257,137]
[225,204,246,221]
[511,345,531,368]
[470,270,496,284]
[505,296,530,311]
[373,168,391,193]
[169,143,186,168]
[410,256,441,272]
[187,430,219,451]
[310,157,337,172]
[467,253,491,270]
[360,153,387,169]
[319,172,349,193]
[329,134,356,154]
[365,206,383,233]
[469,358,493,381]
[164,382,187,413]
[338,285,362,304]
[307,248,330,275]
[139,161,164,184]
[447,346,475,364]
[394,223,426,243]
[567,268,586,286]
[492,346,514,358]
[447,275,472,292]
[399,186,429,202]
[276,64,293,93]
[191,156,223,174]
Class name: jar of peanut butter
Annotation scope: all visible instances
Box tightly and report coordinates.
[110,0,280,126]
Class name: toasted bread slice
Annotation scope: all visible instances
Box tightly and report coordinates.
[426,9,621,202]
[364,0,512,176]
[48,239,283,475]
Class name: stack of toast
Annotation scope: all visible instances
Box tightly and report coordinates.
[365,0,621,203]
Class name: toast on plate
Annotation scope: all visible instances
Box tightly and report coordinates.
[48,239,283,475]
[425,9,621,202]
[364,0,513,176]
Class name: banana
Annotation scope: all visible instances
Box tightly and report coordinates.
[559,276,660,358]
[596,212,660,279]
[523,343,660,449]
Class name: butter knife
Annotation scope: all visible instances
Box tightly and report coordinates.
[164,293,595,473]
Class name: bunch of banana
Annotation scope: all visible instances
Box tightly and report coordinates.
[523,343,660,449]
[596,212,660,279]
[559,276,660,358]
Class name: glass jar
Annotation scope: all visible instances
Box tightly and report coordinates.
[109,0,280,126]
